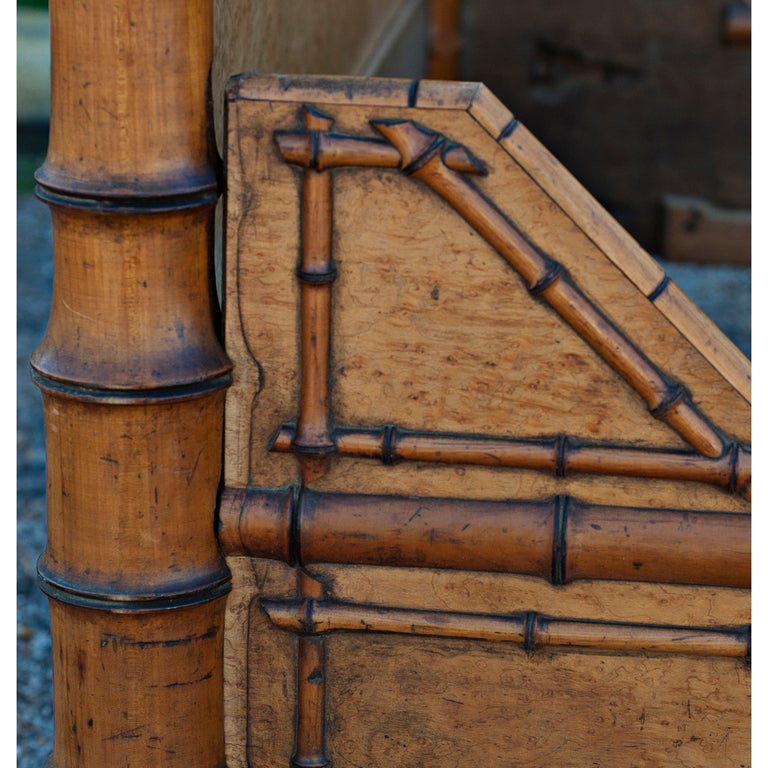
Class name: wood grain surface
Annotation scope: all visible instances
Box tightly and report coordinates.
[223,75,750,767]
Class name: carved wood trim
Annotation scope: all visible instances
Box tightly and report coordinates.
[275,113,748,468]
[225,76,751,767]
[219,487,750,589]
[271,423,750,496]
[262,597,750,660]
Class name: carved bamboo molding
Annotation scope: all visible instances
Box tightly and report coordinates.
[226,80,751,768]
[32,2,230,766]
[271,422,750,495]
[273,111,751,500]
[262,597,750,660]
[219,486,750,589]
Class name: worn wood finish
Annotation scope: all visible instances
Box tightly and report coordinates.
[270,423,750,494]
[220,486,750,589]
[33,1,230,766]
[262,597,749,659]
[223,75,750,767]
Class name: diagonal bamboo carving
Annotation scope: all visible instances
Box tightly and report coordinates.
[274,113,749,468]
[372,119,727,459]
[261,597,750,660]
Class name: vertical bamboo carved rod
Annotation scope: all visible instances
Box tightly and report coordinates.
[32,2,230,767]
[292,572,330,768]
[293,107,336,484]
[290,107,335,768]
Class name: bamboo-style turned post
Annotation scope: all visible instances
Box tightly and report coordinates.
[32,2,230,766]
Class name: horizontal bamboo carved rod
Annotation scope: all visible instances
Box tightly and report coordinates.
[261,598,750,660]
[275,130,485,174]
[369,119,727,459]
[270,423,750,495]
[218,487,749,589]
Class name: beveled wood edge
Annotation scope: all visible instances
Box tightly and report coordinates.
[225,74,750,404]
[226,72,482,109]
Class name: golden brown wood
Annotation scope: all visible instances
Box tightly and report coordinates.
[224,75,750,768]
[271,422,750,494]
[220,487,750,589]
[33,2,230,766]
[291,573,330,768]
[275,130,484,174]
[373,118,726,458]
[262,598,749,659]
[293,107,336,483]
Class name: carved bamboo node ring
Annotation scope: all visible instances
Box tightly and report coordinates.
[523,611,538,651]
[551,495,569,586]
[529,262,566,295]
[382,424,398,465]
[296,266,338,284]
[554,434,568,477]
[647,274,671,302]
[650,383,687,419]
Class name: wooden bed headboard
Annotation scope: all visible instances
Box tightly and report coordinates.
[31,2,749,766]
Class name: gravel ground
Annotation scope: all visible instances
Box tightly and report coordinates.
[16,190,750,767]
[18,192,54,768]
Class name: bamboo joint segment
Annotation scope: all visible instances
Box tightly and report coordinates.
[219,486,750,589]
[261,597,750,661]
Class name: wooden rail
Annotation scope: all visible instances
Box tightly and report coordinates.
[262,597,750,660]
[219,487,750,589]
[271,423,750,495]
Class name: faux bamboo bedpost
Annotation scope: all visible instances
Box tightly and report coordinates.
[32,2,231,766]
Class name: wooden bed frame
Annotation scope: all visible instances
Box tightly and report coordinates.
[31,3,750,766]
